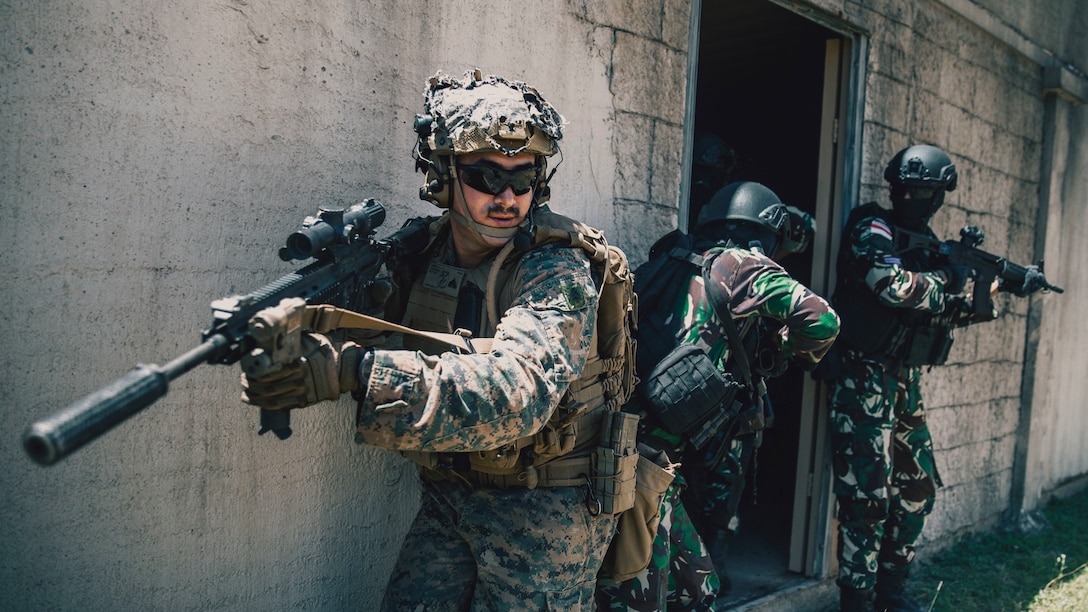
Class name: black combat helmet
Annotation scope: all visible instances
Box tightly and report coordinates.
[690,133,738,211]
[696,181,789,254]
[884,144,958,227]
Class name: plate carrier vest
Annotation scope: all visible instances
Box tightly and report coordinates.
[386,208,637,492]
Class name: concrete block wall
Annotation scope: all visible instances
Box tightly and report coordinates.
[570,0,694,267]
[2,0,1084,607]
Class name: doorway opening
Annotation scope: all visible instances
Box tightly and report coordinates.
[686,0,864,606]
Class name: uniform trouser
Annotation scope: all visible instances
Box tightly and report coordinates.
[828,351,941,590]
[681,432,755,540]
[381,477,617,611]
[595,481,719,611]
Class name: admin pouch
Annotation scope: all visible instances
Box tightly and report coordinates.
[599,443,678,582]
[641,343,744,437]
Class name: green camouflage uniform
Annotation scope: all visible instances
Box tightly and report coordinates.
[354,226,618,610]
[829,205,975,590]
[596,473,719,611]
[599,243,839,610]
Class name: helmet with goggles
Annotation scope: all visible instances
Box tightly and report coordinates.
[883,144,958,226]
[414,70,565,208]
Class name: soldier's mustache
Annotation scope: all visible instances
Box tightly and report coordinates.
[486,204,521,216]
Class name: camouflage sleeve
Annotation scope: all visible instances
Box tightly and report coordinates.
[849,215,951,313]
[354,245,597,452]
[708,248,840,364]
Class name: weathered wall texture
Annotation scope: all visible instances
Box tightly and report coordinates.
[1025,12,1088,500]
[0,1,690,609]
[576,0,693,265]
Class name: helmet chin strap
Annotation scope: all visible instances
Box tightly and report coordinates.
[448,157,530,241]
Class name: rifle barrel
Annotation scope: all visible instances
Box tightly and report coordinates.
[22,335,229,466]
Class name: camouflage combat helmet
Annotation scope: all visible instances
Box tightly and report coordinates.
[414,70,565,209]
[884,144,958,226]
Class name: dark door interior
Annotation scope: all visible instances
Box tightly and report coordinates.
[690,0,843,605]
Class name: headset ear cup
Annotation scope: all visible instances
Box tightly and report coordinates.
[420,156,452,208]
[534,181,551,205]
[532,156,551,206]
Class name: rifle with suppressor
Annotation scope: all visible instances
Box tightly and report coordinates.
[894,225,1063,317]
[23,199,430,466]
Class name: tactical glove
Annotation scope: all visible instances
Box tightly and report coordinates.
[241,332,363,411]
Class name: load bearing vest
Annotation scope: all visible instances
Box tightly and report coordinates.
[383,209,637,490]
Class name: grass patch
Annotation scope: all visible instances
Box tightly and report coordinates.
[906,486,1088,611]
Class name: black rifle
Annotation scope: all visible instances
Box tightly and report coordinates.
[894,225,1063,317]
[23,199,430,466]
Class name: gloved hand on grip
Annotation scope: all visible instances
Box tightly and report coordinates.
[938,265,971,294]
[241,332,363,411]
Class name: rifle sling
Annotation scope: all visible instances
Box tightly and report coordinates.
[302,304,494,354]
[698,252,753,389]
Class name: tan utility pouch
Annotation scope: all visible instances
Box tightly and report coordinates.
[593,411,640,514]
[600,443,678,582]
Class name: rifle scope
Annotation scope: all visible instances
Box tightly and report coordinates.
[279,199,386,261]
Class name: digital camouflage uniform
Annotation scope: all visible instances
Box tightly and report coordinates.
[354,226,619,611]
[598,244,839,610]
[829,205,976,591]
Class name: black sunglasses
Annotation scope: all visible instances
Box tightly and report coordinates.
[458,163,537,196]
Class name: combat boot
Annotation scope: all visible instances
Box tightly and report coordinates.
[838,585,874,612]
[874,571,925,612]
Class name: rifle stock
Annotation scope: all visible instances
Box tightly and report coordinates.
[894,225,1063,317]
[23,199,428,466]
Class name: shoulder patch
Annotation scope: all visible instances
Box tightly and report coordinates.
[868,218,894,242]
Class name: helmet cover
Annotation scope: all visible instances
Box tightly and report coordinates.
[415,70,565,208]
[418,70,564,158]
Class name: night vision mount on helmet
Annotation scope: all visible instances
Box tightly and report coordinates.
[883,144,958,191]
[884,144,958,225]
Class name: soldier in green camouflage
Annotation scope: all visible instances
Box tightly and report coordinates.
[596,182,839,610]
[828,145,996,612]
[241,70,629,610]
